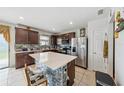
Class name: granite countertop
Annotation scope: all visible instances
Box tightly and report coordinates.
[29,52,77,70]
[15,48,58,53]
[15,50,42,53]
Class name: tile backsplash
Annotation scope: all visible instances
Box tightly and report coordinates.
[15,44,40,50]
[15,44,51,51]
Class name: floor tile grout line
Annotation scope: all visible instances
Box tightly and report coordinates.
[1,66,90,86]
[78,69,86,85]
[75,66,86,86]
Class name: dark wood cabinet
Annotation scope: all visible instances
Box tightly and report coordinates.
[62,34,69,40]
[68,32,75,43]
[51,32,75,46]
[51,35,57,48]
[16,52,35,69]
[26,52,35,65]
[16,53,27,69]
[15,27,39,44]
[42,49,58,52]
[67,60,75,86]
[28,31,39,44]
[15,28,28,44]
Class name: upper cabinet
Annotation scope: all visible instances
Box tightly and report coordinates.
[15,27,39,44]
[51,35,57,48]
[28,30,39,44]
[15,28,28,44]
[51,32,75,46]
[68,32,75,43]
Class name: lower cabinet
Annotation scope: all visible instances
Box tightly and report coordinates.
[16,52,35,69]
[26,53,35,65]
[67,60,75,86]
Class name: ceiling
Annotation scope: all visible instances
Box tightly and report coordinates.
[0,7,110,33]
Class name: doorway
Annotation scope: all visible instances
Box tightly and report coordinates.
[92,28,106,73]
[0,34,9,69]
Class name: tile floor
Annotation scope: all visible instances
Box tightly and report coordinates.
[73,66,95,86]
[0,65,95,86]
[0,59,8,69]
[0,67,26,86]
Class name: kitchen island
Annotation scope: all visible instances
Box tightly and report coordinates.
[29,52,77,86]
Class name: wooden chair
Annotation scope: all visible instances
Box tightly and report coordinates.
[24,64,48,86]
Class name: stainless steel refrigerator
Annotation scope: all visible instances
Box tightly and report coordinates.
[71,37,88,68]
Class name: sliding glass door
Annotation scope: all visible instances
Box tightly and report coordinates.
[0,34,9,69]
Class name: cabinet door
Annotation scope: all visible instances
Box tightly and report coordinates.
[51,35,57,48]
[27,52,35,65]
[15,28,28,44]
[69,32,75,43]
[16,53,35,69]
[28,31,39,44]
[70,32,75,38]
[67,60,75,85]
[16,53,27,69]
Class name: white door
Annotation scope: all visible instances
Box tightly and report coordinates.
[92,28,106,73]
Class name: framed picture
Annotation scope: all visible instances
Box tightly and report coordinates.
[80,28,85,37]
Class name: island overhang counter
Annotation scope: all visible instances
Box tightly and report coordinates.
[29,52,77,86]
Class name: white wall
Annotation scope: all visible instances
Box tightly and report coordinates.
[114,7,124,85]
[107,22,114,78]
[88,17,113,77]
[115,31,124,85]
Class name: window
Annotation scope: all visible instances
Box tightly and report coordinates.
[39,35,50,46]
[0,34,9,69]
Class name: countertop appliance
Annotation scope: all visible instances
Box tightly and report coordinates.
[71,37,88,68]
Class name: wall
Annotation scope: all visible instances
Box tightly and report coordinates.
[107,22,114,77]
[88,17,113,77]
[115,31,124,85]
[115,8,124,85]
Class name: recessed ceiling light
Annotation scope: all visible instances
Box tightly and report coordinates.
[70,21,73,25]
[19,16,24,20]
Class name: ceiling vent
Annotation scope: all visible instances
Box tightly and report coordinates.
[98,9,104,15]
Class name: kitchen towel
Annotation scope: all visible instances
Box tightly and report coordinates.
[103,40,108,58]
